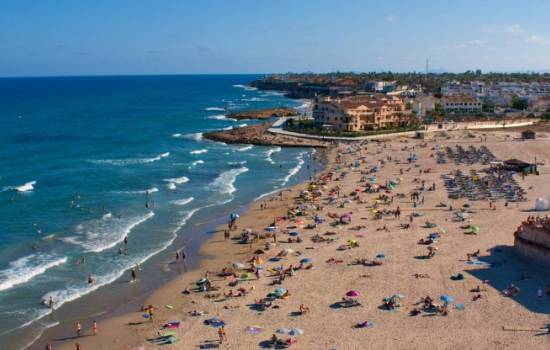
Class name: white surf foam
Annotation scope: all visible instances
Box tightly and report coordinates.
[206,107,225,111]
[91,152,170,166]
[19,320,60,350]
[237,123,247,128]
[164,176,189,185]
[71,212,155,253]
[183,132,203,141]
[2,181,37,193]
[170,197,194,206]
[207,167,249,196]
[265,146,282,164]
[236,145,253,152]
[190,160,205,168]
[166,182,176,190]
[281,152,306,186]
[233,84,258,91]
[16,181,36,192]
[222,126,233,131]
[254,188,281,202]
[172,133,183,138]
[102,212,112,220]
[241,97,266,102]
[0,254,68,292]
[208,114,236,121]
[190,149,208,155]
[41,234,175,315]
[112,187,158,195]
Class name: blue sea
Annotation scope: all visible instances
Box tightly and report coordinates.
[0,75,317,348]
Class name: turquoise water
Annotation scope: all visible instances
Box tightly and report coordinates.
[0,75,315,348]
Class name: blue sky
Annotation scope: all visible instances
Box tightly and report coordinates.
[1,0,550,76]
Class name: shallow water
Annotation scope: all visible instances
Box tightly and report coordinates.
[0,75,317,348]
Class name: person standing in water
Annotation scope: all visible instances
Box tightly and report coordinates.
[92,320,97,336]
[75,321,82,337]
[87,274,94,285]
[131,268,137,282]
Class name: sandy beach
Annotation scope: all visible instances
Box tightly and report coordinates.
[48,129,550,350]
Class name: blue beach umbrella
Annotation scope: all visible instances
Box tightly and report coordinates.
[230,213,239,220]
[289,230,299,237]
[440,294,454,305]
[300,258,312,264]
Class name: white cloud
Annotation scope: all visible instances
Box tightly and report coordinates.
[468,39,487,46]
[526,34,550,44]
[384,15,397,23]
[506,24,525,34]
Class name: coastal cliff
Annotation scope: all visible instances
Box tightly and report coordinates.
[227,107,297,120]
[203,123,328,148]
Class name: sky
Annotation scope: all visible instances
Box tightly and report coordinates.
[1,0,550,76]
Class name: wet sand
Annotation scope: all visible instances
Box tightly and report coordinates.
[50,130,550,350]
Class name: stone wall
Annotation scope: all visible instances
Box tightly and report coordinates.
[514,225,550,266]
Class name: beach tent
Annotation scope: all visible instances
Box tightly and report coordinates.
[535,197,548,211]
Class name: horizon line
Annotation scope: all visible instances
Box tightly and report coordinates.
[1,70,550,79]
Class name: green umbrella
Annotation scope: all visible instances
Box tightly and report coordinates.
[469,224,480,234]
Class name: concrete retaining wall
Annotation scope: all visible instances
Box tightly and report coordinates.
[268,118,539,141]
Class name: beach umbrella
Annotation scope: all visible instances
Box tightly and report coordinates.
[289,230,299,237]
[232,262,245,269]
[300,257,312,264]
[276,327,291,334]
[273,287,287,297]
[282,248,294,255]
[230,213,239,220]
[277,327,304,336]
[245,325,263,334]
[265,226,276,232]
[469,224,480,234]
[240,272,252,280]
[288,328,304,336]
[346,290,360,297]
[440,294,454,305]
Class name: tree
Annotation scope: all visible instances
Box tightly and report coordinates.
[511,95,528,110]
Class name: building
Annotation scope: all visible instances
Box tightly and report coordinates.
[440,94,482,114]
[514,217,550,266]
[313,94,412,132]
[366,81,396,93]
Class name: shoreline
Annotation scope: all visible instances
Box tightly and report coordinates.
[29,147,327,350]
[45,129,550,349]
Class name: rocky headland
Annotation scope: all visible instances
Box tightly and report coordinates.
[203,123,327,148]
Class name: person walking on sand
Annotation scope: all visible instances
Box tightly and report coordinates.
[76,321,82,337]
[224,229,230,240]
[131,268,137,282]
[46,343,53,350]
[218,326,227,344]
[175,251,179,261]
[92,320,97,336]
[75,343,81,350]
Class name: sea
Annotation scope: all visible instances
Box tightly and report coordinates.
[0,75,319,349]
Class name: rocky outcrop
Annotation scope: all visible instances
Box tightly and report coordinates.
[203,123,328,148]
[227,108,298,120]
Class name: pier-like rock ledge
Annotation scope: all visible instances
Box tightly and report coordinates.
[203,123,327,148]
[226,107,298,120]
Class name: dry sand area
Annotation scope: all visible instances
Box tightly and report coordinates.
[57,130,550,350]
